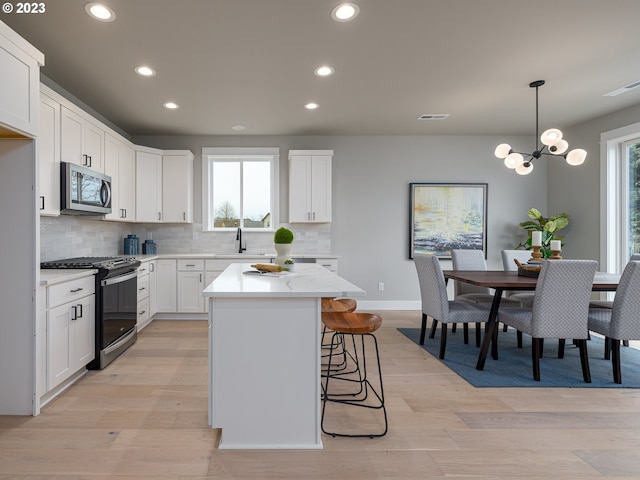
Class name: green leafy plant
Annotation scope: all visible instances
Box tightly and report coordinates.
[274,227,294,244]
[516,208,570,258]
[284,259,294,264]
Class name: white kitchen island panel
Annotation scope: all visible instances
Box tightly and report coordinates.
[203,263,365,449]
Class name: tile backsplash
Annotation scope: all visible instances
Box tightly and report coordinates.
[40,216,331,261]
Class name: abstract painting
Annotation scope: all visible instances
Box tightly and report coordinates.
[410,183,487,258]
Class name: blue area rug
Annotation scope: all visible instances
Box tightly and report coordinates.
[398,327,640,387]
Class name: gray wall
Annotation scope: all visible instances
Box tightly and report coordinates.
[133,133,545,307]
[549,102,640,266]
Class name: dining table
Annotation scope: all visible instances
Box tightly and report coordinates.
[442,269,621,371]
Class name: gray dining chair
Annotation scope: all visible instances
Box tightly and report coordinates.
[413,253,494,359]
[497,259,597,382]
[589,254,640,309]
[588,260,640,383]
[501,249,536,308]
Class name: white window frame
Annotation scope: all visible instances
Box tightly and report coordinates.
[202,147,279,231]
[600,122,640,273]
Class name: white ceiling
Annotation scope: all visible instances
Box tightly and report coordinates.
[4,0,640,137]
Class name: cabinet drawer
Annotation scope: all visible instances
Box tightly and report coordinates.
[178,259,205,271]
[137,296,150,324]
[137,262,151,277]
[48,276,95,308]
[137,275,150,302]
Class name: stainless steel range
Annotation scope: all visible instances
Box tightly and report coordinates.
[41,256,141,369]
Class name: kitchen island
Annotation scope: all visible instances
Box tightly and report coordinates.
[203,262,365,449]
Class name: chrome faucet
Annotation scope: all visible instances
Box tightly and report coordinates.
[236,227,246,253]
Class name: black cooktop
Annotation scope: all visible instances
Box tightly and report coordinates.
[41,256,137,269]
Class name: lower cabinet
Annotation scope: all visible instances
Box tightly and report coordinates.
[137,261,151,330]
[155,259,177,312]
[46,276,95,391]
[177,259,205,313]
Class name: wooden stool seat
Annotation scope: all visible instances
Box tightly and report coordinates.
[321,297,357,313]
[322,312,382,334]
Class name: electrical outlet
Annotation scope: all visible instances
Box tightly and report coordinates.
[378,282,384,291]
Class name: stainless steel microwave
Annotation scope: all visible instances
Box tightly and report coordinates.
[60,162,112,215]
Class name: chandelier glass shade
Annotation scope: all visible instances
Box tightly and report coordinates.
[495,80,587,175]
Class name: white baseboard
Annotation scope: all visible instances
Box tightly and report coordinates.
[355,300,421,311]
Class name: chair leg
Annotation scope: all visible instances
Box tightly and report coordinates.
[623,340,629,347]
[540,338,545,358]
[578,339,591,383]
[429,318,438,339]
[611,339,622,384]
[502,323,508,332]
[463,323,469,345]
[420,313,427,345]
[451,323,457,334]
[517,330,523,348]
[439,323,448,359]
[532,338,542,381]
[475,322,481,347]
[604,336,611,360]
[558,339,565,359]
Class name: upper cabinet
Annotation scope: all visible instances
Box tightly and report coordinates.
[60,106,105,173]
[289,150,332,223]
[136,149,163,223]
[39,90,60,216]
[0,21,44,137]
[162,152,193,223]
[104,133,136,222]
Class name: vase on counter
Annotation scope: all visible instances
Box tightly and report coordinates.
[274,243,292,267]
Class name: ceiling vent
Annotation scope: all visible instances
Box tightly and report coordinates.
[603,80,640,97]
[417,114,450,120]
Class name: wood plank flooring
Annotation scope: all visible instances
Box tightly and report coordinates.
[2,312,640,479]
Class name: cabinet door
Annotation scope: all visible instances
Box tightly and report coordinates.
[310,155,332,222]
[155,260,177,312]
[289,155,313,222]
[60,106,84,167]
[162,154,193,223]
[136,151,163,222]
[73,295,95,368]
[47,303,73,389]
[103,135,120,220]
[177,271,205,313]
[39,94,60,216]
[119,145,136,221]
[84,119,104,173]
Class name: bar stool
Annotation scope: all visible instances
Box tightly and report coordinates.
[321,298,358,369]
[321,311,387,438]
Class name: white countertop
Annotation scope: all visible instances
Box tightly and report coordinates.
[203,263,364,298]
[133,253,338,261]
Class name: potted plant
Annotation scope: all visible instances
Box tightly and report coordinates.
[274,227,294,266]
[284,258,294,271]
[516,208,570,258]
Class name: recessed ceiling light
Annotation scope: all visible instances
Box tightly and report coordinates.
[331,3,359,22]
[305,103,319,110]
[134,65,156,77]
[232,125,246,131]
[85,3,116,22]
[163,102,179,110]
[314,65,335,77]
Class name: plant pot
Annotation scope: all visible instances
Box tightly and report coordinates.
[274,243,292,267]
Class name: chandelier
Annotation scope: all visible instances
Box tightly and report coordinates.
[494,80,587,175]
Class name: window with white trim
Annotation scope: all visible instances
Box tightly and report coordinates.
[202,147,279,231]
[601,124,640,272]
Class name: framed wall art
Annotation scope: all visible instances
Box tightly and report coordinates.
[409,183,488,258]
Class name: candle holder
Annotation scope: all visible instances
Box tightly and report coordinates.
[529,245,543,262]
[550,249,562,260]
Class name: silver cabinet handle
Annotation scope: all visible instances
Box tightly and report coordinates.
[40,196,45,210]
[70,287,83,293]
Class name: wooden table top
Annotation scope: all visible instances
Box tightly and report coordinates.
[443,270,620,292]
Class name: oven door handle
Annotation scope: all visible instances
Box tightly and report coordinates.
[101,271,138,286]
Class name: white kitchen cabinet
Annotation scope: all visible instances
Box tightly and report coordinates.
[289,150,332,223]
[155,259,177,312]
[104,134,136,221]
[46,275,95,391]
[136,149,163,222]
[38,91,60,216]
[0,21,44,137]
[60,105,104,172]
[162,151,193,223]
[136,261,152,330]
[177,259,205,312]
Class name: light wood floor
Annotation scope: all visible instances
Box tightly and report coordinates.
[2,312,640,479]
